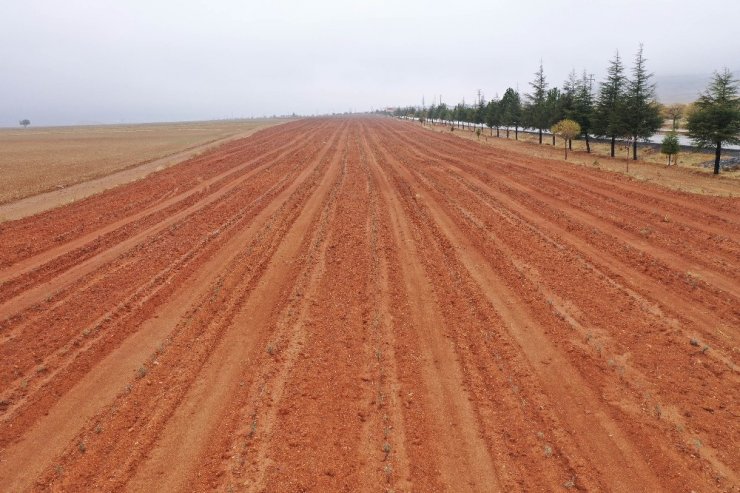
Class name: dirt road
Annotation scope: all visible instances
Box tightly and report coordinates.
[0,118,737,492]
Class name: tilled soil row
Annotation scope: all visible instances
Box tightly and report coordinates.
[390,121,739,356]
[0,120,316,269]
[368,123,738,489]
[0,118,737,492]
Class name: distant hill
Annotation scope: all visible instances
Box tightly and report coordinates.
[655,70,739,103]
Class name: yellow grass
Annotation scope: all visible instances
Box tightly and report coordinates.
[0,119,288,204]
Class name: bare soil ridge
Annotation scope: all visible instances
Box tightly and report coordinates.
[0,118,736,492]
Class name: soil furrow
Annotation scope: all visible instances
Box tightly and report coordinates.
[0,132,330,402]
[373,123,738,488]
[0,120,316,268]
[0,123,324,311]
[372,131,671,491]
[365,130,503,492]
[398,121,740,227]
[395,126,740,298]
[394,130,740,355]
[121,124,350,492]
[1,118,736,492]
[0,123,343,492]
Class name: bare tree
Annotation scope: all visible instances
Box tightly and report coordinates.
[663,104,685,130]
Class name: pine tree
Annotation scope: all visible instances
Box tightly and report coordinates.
[453,103,463,129]
[526,62,549,144]
[561,70,578,120]
[572,71,595,152]
[427,103,437,124]
[500,88,522,139]
[687,68,740,174]
[593,51,628,157]
[661,132,680,165]
[545,88,562,145]
[437,103,450,123]
[486,96,502,137]
[474,90,486,126]
[623,44,662,160]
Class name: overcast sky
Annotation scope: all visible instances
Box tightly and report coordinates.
[2,0,738,126]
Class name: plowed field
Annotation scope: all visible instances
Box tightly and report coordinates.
[0,118,737,492]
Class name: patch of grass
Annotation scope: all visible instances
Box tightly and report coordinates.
[383,463,393,482]
[382,442,391,459]
[543,444,553,457]
[685,272,701,288]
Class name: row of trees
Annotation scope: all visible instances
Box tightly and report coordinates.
[393,46,739,174]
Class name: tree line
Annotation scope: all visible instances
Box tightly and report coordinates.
[391,45,740,174]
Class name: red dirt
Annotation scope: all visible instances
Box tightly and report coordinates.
[0,118,737,492]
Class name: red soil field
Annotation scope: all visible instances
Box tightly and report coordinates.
[0,118,737,492]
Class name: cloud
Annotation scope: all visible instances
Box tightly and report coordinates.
[1,0,738,125]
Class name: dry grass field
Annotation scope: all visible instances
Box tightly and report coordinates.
[430,122,740,197]
[0,119,288,204]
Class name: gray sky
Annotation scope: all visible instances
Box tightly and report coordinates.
[2,0,738,126]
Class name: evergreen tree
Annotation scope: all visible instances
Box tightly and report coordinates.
[623,44,662,160]
[561,70,578,120]
[437,103,450,122]
[545,88,563,145]
[661,132,680,165]
[452,103,463,128]
[593,51,628,157]
[501,87,522,139]
[465,104,477,128]
[572,71,595,152]
[474,90,486,125]
[485,96,502,137]
[427,103,437,124]
[687,68,740,174]
[526,62,549,143]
